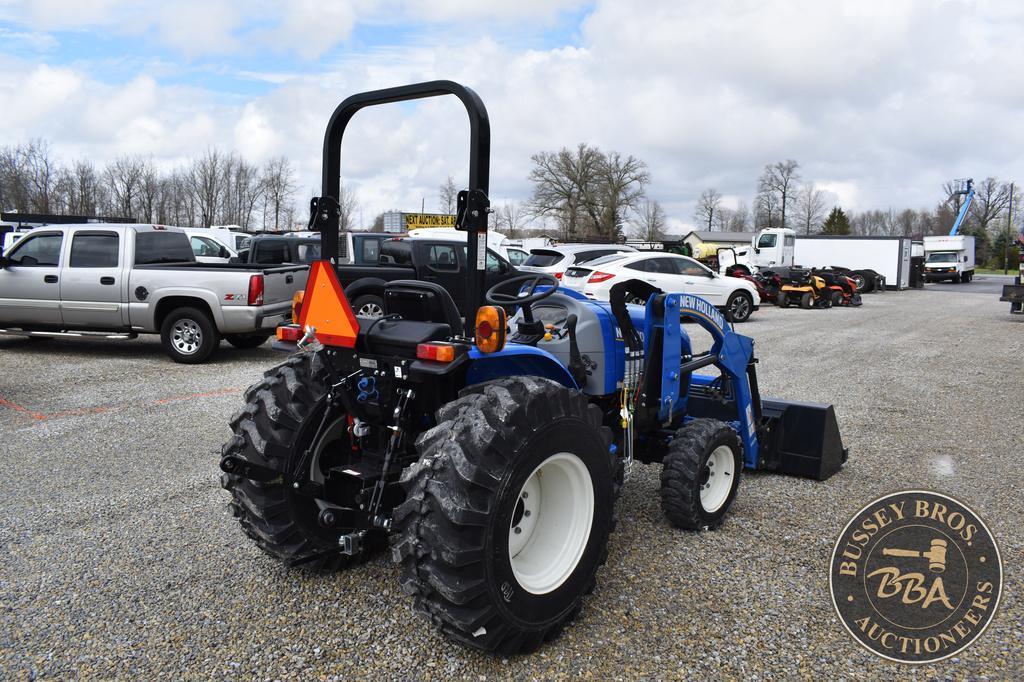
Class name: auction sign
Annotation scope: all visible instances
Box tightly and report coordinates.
[829,490,1002,664]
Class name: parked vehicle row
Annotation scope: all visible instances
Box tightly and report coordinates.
[0,224,308,363]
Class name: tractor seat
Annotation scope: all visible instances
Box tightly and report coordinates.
[357,280,462,357]
[383,280,462,331]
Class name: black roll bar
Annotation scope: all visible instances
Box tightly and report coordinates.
[317,80,491,335]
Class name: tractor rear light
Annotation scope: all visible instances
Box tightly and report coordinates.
[276,324,303,342]
[588,271,615,283]
[416,342,461,362]
[291,290,305,323]
[248,274,264,306]
[475,305,507,354]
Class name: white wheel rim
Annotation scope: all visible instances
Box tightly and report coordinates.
[509,452,594,595]
[700,445,735,513]
[171,318,202,355]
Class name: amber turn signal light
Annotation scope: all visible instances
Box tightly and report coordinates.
[475,305,507,354]
[416,343,458,362]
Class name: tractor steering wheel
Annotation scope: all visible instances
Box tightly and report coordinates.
[485,273,559,334]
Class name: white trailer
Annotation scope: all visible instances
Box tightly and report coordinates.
[793,236,913,290]
[923,235,975,283]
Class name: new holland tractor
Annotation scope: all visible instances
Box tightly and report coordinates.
[219,81,848,655]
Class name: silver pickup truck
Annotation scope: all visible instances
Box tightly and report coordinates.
[0,223,307,363]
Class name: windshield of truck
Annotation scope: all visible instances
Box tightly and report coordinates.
[927,252,958,263]
[523,250,563,267]
[134,231,195,264]
[758,233,777,248]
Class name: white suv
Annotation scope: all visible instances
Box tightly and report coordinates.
[518,244,637,279]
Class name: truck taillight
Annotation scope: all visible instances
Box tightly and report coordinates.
[248,275,264,306]
[291,290,304,323]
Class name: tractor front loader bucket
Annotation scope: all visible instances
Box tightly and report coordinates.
[758,399,848,480]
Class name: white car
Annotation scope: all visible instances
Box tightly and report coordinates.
[559,252,761,322]
[519,244,637,279]
[183,229,237,263]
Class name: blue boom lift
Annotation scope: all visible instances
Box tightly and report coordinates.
[949,178,975,235]
[219,81,848,654]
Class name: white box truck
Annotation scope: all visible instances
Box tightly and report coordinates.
[793,235,913,290]
[923,235,975,283]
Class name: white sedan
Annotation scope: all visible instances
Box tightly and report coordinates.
[559,252,761,322]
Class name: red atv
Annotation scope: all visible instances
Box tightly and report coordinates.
[813,269,862,307]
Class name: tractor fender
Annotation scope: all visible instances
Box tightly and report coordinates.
[465,345,577,390]
[343,277,388,302]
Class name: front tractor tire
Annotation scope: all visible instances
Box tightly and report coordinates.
[660,419,742,530]
[392,377,617,655]
[220,352,361,570]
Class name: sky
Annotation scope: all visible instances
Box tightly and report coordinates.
[2,0,1023,233]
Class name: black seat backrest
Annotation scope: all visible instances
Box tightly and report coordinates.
[383,280,462,332]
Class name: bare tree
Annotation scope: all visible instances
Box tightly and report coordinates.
[261,156,296,231]
[728,201,751,232]
[969,177,1011,233]
[495,201,523,234]
[438,175,457,214]
[754,183,778,229]
[528,143,605,239]
[338,181,359,231]
[590,151,649,240]
[138,158,161,223]
[632,199,667,241]
[104,155,147,219]
[186,149,226,227]
[694,188,722,230]
[758,160,800,229]
[71,160,103,215]
[795,183,827,234]
[25,139,57,213]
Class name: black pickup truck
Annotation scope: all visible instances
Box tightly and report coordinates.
[338,237,519,317]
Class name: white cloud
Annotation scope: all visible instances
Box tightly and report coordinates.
[4,0,1024,228]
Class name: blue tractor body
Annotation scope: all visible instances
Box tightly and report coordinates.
[220,79,848,656]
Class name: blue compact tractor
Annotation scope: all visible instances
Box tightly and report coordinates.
[220,81,848,655]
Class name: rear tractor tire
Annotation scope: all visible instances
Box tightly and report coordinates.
[800,292,813,309]
[392,376,618,655]
[660,419,742,530]
[220,352,369,570]
[776,291,788,307]
[830,290,843,306]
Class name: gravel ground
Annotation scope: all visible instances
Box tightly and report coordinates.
[1,286,1021,679]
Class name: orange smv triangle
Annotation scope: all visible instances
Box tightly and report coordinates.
[298,260,359,348]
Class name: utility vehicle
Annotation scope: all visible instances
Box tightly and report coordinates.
[220,81,847,654]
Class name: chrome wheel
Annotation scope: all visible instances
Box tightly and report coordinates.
[357,301,384,318]
[171,318,203,355]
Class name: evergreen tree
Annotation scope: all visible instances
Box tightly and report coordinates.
[821,207,851,235]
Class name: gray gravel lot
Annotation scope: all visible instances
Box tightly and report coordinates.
[1,285,1022,679]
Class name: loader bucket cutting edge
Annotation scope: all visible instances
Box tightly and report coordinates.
[759,398,847,480]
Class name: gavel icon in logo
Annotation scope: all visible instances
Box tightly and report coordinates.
[882,538,948,573]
